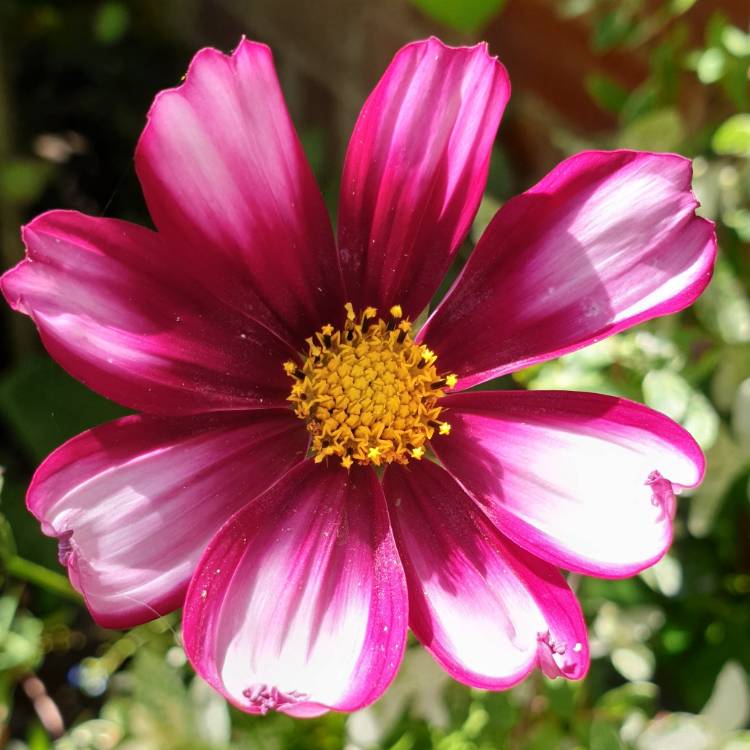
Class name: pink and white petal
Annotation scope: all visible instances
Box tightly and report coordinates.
[28,409,307,628]
[434,390,705,578]
[136,38,344,347]
[420,151,717,388]
[337,37,510,319]
[1,211,293,415]
[183,462,407,717]
[384,461,588,688]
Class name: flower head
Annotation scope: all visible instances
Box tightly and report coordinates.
[1,36,716,716]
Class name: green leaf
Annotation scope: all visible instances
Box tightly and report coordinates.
[0,511,15,565]
[299,128,326,180]
[669,0,698,13]
[0,604,43,672]
[27,722,52,750]
[732,378,750,448]
[642,370,692,422]
[0,159,53,204]
[637,714,720,750]
[590,719,625,750]
[596,682,658,723]
[722,26,750,57]
[586,73,629,114]
[724,733,750,750]
[643,370,719,450]
[724,209,750,242]
[471,194,502,243]
[408,0,505,33]
[4,556,80,602]
[688,427,747,537]
[617,108,685,152]
[558,0,595,18]
[712,114,750,157]
[701,661,750,733]
[93,1,130,44]
[0,355,126,463]
[694,259,750,345]
[695,47,726,84]
[593,10,634,51]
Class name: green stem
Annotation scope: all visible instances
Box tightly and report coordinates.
[5,555,81,602]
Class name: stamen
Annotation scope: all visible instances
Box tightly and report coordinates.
[243,684,307,715]
[57,530,74,566]
[387,306,403,330]
[536,630,567,679]
[362,306,378,332]
[645,470,676,520]
[285,304,455,468]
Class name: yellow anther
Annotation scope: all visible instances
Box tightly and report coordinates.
[285,304,454,469]
[445,373,458,388]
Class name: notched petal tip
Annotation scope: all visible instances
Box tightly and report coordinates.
[421,148,718,389]
[138,37,273,138]
[337,34,510,318]
[422,35,492,55]
[183,462,407,716]
[0,262,27,313]
[536,630,587,680]
[418,35,508,81]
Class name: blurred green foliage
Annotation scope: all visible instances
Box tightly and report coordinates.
[0,0,748,748]
[408,0,506,33]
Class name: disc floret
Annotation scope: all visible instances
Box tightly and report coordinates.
[285,304,456,468]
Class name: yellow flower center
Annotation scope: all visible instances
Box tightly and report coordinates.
[285,303,457,469]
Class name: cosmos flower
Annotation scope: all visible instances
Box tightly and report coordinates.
[1,37,715,717]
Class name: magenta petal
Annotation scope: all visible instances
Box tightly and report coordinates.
[337,37,509,318]
[183,462,408,716]
[384,461,589,688]
[28,410,307,628]
[1,211,294,414]
[420,151,717,388]
[135,39,344,347]
[435,390,705,578]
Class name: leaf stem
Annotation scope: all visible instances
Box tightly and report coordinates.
[5,555,81,602]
